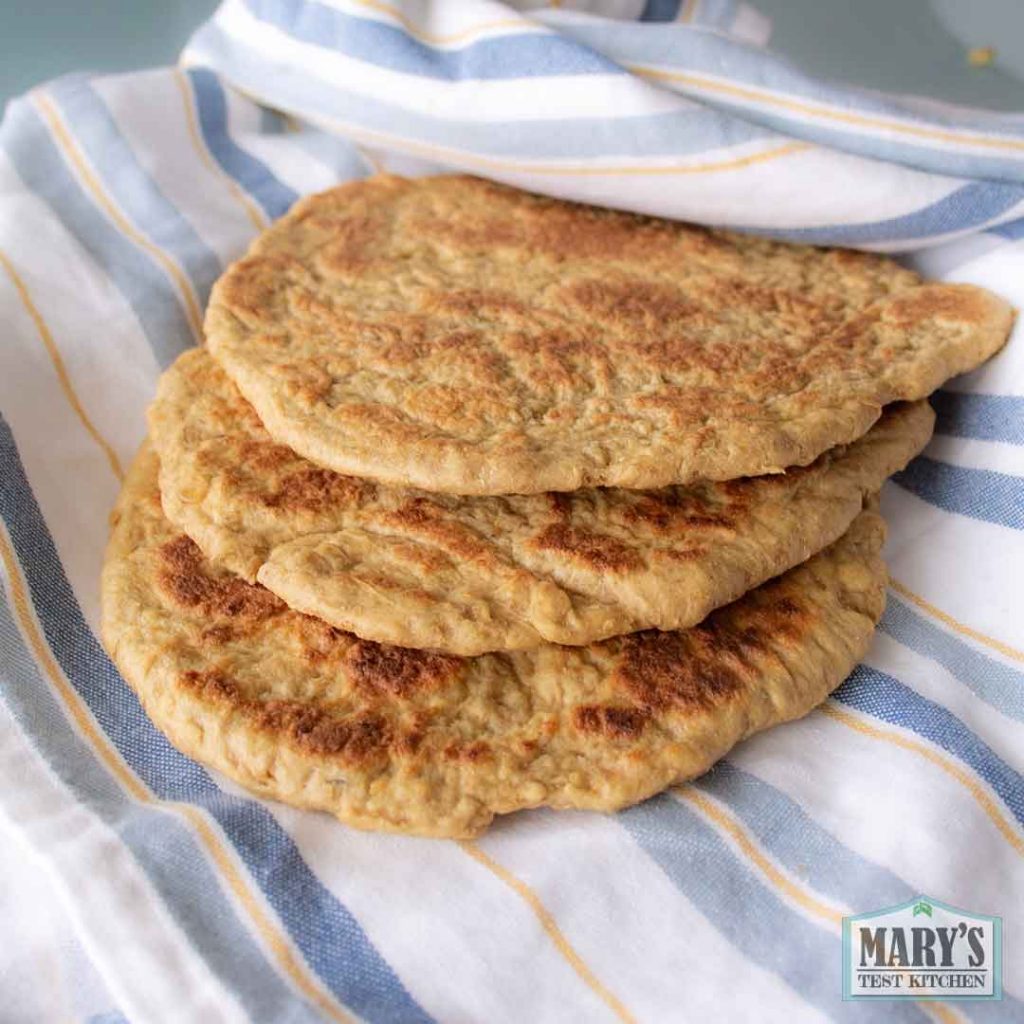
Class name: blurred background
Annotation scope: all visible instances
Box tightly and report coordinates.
[3,0,1024,110]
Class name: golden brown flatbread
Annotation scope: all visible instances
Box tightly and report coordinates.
[204,174,1011,495]
[101,445,887,837]
[150,348,930,655]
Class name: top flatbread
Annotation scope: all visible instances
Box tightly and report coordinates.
[102,445,887,838]
[150,348,931,655]
[205,174,1011,495]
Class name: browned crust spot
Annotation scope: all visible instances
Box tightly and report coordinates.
[442,739,492,763]
[344,639,463,698]
[384,497,438,529]
[886,285,989,329]
[623,490,740,532]
[426,289,529,320]
[180,667,394,762]
[562,277,696,325]
[157,536,284,622]
[573,704,649,740]
[614,629,745,714]
[531,523,641,573]
[200,624,236,645]
[261,467,375,514]
[613,592,812,714]
[383,500,504,568]
[219,254,301,322]
[232,438,300,473]
[318,214,383,274]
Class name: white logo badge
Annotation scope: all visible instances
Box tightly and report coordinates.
[843,897,1002,1001]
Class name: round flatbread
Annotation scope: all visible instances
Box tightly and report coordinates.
[102,445,887,838]
[204,174,1011,494]
[150,347,930,655]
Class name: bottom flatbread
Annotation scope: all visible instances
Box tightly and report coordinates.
[102,445,888,838]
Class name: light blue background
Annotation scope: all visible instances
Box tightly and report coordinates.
[2,1,1024,110]
[0,0,217,106]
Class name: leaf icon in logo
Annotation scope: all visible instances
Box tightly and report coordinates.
[913,901,933,917]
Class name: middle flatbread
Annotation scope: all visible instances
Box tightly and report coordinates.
[150,348,933,655]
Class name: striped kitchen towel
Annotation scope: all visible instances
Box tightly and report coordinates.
[0,2,1021,1021]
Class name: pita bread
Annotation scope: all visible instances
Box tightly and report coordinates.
[102,445,887,837]
[204,174,1011,495]
[150,348,929,655]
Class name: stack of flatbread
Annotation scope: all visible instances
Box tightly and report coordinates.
[101,176,1012,837]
